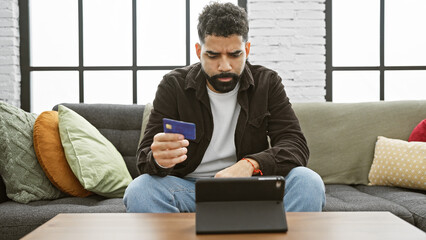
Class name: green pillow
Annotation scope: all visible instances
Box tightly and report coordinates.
[58,105,132,198]
[0,102,62,203]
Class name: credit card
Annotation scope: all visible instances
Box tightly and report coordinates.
[163,118,196,140]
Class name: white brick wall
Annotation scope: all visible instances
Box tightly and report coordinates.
[248,0,326,102]
[0,0,20,107]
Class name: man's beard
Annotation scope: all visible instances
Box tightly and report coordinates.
[202,69,240,93]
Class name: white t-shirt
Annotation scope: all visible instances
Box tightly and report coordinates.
[186,83,241,178]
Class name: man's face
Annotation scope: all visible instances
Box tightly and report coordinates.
[196,35,251,93]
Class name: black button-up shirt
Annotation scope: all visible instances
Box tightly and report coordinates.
[136,61,309,177]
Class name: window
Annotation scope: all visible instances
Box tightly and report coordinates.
[326,0,426,102]
[20,0,245,113]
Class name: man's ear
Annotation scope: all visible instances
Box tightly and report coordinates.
[195,43,202,60]
[245,42,251,59]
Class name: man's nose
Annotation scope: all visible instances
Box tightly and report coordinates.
[218,58,232,72]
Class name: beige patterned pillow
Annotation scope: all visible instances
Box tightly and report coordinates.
[369,136,425,190]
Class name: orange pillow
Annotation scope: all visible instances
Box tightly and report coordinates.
[33,111,91,197]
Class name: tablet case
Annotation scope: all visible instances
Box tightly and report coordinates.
[195,176,288,234]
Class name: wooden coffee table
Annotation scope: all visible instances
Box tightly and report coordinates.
[22,212,425,240]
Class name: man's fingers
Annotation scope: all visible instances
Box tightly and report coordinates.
[151,132,190,168]
[153,132,184,142]
[155,154,187,168]
[171,154,187,164]
[152,147,187,160]
[152,133,189,151]
[152,141,188,151]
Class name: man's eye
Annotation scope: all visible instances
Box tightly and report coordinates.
[207,55,217,59]
[231,53,242,57]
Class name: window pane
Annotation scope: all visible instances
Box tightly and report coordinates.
[83,0,132,66]
[190,0,239,64]
[137,70,169,104]
[333,71,380,102]
[30,0,78,66]
[385,0,426,66]
[31,71,79,114]
[385,71,426,101]
[332,0,380,66]
[138,0,186,66]
[84,71,132,104]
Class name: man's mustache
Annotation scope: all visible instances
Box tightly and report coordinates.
[211,72,240,80]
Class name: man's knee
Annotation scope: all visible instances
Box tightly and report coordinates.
[287,167,324,190]
[125,174,156,196]
[124,174,160,212]
[285,167,326,211]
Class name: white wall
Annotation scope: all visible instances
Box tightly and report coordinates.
[248,0,326,102]
[0,0,20,107]
[0,0,327,106]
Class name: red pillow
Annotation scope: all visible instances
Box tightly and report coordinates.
[408,119,426,142]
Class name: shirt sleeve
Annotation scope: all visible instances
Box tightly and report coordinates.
[245,73,309,177]
[136,76,178,176]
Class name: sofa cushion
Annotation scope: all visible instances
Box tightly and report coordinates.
[293,101,426,185]
[0,102,62,203]
[58,105,132,198]
[324,185,415,225]
[33,111,91,197]
[53,103,145,179]
[355,185,426,232]
[409,119,426,142]
[0,196,125,240]
[369,136,425,191]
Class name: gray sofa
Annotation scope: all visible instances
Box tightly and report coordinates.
[1,101,425,239]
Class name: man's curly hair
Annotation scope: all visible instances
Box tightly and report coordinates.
[197,2,249,44]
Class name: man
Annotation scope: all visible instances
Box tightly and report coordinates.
[124,2,325,213]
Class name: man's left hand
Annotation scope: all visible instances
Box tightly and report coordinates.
[214,158,259,178]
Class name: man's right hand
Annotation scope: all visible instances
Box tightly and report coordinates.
[150,133,189,168]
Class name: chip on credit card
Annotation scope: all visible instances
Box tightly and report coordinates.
[163,118,196,140]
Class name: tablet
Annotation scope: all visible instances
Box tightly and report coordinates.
[195,176,288,234]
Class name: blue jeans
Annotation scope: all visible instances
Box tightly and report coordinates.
[123,167,326,213]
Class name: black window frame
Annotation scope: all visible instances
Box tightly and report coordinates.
[19,0,247,112]
[325,0,426,102]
